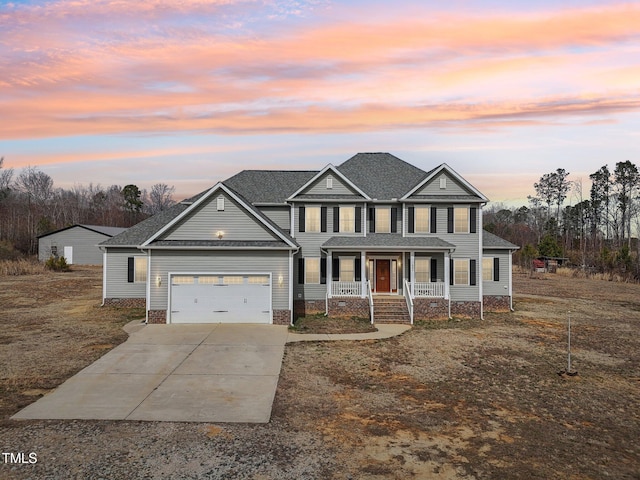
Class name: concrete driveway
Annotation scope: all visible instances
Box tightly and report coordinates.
[12,324,289,423]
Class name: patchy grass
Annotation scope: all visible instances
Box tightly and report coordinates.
[291,313,377,334]
[0,266,144,421]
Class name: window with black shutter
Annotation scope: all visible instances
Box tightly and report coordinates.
[321,206,327,233]
[430,207,437,233]
[447,207,454,233]
[494,257,500,282]
[355,207,362,233]
[408,207,415,233]
[127,257,134,283]
[299,207,305,233]
[333,207,339,233]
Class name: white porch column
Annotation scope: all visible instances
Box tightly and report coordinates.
[410,251,415,297]
[327,251,333,298]
[444,251,450,300]
[361,251,366,297]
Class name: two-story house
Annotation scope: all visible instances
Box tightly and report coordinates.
[100,153,518,325]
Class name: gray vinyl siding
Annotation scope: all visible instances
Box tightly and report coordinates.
[38,227,108,264]
[482,249,512,295]
[302,172,356,196]
[149,250,289,310]
[104,248,147,298]
[162,191,278,242]
[413,172,471,196]
[258,206,291,231]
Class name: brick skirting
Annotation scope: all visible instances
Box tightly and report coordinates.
[413,298,449,321]
[147,310,167,324]
[328,297,369,318]
[103,298,145,308]
[294,299,327,319]
[273,309,292,325]
[450,301,482,319]
[483,295,511,312]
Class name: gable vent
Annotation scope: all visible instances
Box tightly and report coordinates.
[326,176,333,189]
[217,195,225,211]
[439,177,447,189]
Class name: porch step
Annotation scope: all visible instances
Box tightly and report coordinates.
[373,297,411,324]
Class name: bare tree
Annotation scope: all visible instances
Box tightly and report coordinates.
[148,183,176,215]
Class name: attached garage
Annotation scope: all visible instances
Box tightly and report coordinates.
[168,273,272,324]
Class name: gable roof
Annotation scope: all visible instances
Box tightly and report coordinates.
[38,224,127,239]
[401,163,489,202]
[141,182,297,249]
[224,170,317,204]
[337,153,432,200]
[287,164,371,201]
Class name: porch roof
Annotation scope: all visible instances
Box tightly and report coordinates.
[322,234,455,251]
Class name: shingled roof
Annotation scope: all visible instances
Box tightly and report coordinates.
[337,153,432,200]
[223,170,317,204]
[483,230,519,250]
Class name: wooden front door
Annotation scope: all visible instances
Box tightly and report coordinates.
[376,260,391,292]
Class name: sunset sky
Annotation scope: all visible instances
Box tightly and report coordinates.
[1,0,639,206]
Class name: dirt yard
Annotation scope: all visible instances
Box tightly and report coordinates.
[1,267,639,479]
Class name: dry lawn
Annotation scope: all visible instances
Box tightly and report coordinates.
[1,267,639,479]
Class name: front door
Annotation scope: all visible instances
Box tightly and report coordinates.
[376,260,391,292]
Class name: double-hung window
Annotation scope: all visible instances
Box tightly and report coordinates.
[340,206,355,233]
[454,207,469,233]
[128,256,147,283]
[414,258,430,283]
[415,207,429,233]
[339,258,355,282]
[453,259,469,285]
[482,257,494,281]
[305,258,320,284]
[376,207,391,233]
[305,206,321,232]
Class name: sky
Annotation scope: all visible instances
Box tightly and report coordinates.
[1,0,639,206]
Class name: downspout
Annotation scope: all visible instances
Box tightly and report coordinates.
[289,247,299,326]
[100,247,107,307]
[143,247,151,324]
[509,248,515,312]
[478,205,484,321]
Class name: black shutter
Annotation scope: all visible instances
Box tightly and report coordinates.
[320,258,327,284]
[408,207,415,233]
[369,207,375,233]
[470,207,477,233]
[470,259,477,286]
[333,207,339,232]
[430,207,437,233]
[494,257,500,282]
[447,207,454,233]
[355,258,361,281]
[298,258,305,284]
[430,258,437,282]
[449,258,454,285]
[321,206,327,233]
[355,207,362,233]
[332,258,340,281]
[127,257,134,283]
[391,208,398,233]
[299,207,305,233]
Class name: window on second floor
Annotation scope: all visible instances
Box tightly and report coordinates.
[454,207,469,233]
[340,206,355,233]
[305,206,321,232]
[376,207,391,233]
[415,207,429,233]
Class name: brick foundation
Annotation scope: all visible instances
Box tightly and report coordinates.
[273,309,292,325]
[147,310,167,324]
[294,299,327,319]
[413,298,449,321]
[483,295,511,312]
[327,297,370,318]
[450,301,482,319]
[103,298,145,308]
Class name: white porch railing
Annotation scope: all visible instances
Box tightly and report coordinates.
[410,282,445,298]
[403,279,414,325]
[367,280,374,324]
[331,281,362,297]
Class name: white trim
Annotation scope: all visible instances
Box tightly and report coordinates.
[289,252,294,325]
[141,182,297,249]
[327,252,333,299]
[479,205,484,320]
[145,249,151,323]
[143,245,295,251]
[102,251,107,305]
[360,251,366,298]
[287,164,371,200]
[400,163,489,202]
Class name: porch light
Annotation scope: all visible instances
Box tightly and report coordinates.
[278,274,283,286]
[156,275,162,287]
[216,230,225,240]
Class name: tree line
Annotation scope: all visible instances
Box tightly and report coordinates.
[0,158,176,255]
[484,160,640,278]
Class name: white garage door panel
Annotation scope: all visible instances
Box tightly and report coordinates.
[170,275,271,324]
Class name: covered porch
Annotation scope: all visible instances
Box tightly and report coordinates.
[322,234,455,323]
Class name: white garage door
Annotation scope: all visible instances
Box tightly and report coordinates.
[170,274,271,324]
